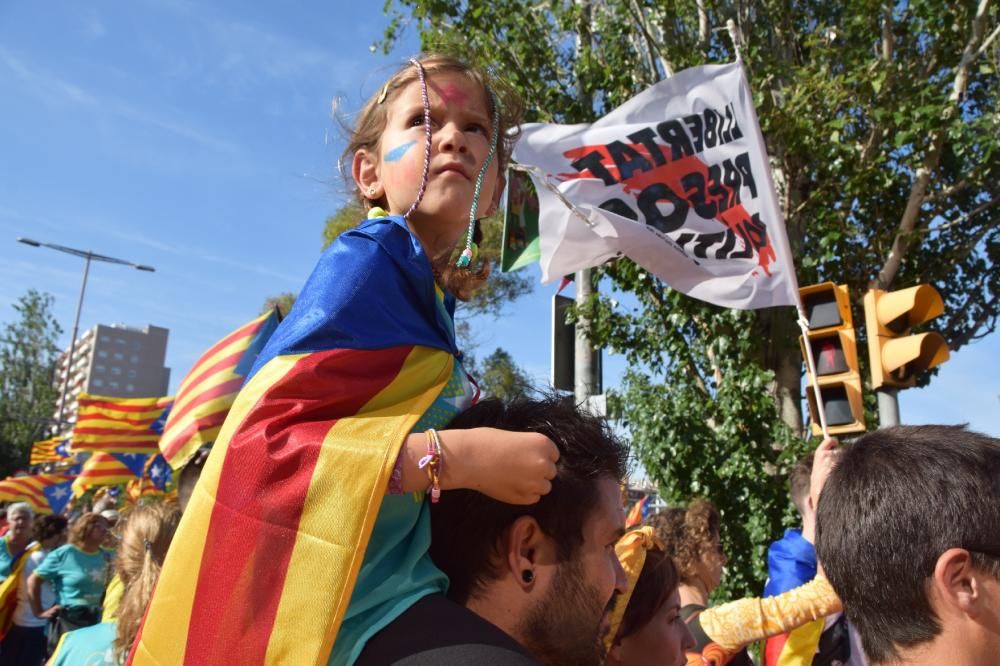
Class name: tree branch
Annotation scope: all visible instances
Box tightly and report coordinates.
[874,0,994,289]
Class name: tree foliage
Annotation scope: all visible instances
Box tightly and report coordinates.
[381,0,999,599]
[476,347,537,399]
[0,290,63,477]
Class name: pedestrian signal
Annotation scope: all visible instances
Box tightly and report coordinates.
[799,283,866,436]
[863,285,950,389]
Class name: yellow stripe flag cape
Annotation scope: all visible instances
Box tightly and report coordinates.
[158,309,280,470]
[72,394,173,455]
[131,216,462,665]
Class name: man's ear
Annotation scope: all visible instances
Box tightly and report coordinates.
[353,148,382,201]
[504,515,547,589]
[604,639,624,665]
[933,548,980,617]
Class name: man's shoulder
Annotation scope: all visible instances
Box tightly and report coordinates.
[357,594,540,666]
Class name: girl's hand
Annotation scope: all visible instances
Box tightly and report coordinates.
[448,428,560,505]
[39,604,61,620]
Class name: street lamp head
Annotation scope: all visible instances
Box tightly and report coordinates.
[17,237,41,247]
[135,264,156,272]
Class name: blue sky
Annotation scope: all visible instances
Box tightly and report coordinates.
[2,1,996,437]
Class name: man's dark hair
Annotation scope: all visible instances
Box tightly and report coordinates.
[429,396,629,605]
[816,425,1000,664]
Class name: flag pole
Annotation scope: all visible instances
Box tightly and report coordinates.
[726,17,830,440]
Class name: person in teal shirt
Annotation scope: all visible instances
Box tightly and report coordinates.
[29,512,110,643]
[48,503,181,666]
[47,622,116,665]
[0,502,35,578]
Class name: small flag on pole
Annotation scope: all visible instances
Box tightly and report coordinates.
[72,395,173,455]
[625,495,649,528]
[29,437,71,465]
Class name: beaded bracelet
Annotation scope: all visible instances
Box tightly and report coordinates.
[418,429,443,503]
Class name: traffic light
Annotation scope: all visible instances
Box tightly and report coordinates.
[799,282,866,436]
[863,285,950,389]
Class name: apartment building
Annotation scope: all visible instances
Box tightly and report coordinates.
[52,323,170,428]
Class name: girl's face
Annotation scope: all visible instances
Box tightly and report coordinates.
[355,70,503,254]
[612,590,694,666]
[696,532,727,593]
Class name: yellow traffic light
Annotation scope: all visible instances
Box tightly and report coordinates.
[799,282,866,436]
[863,285,951,389]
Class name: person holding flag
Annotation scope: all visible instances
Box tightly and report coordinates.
[132,54,561,665]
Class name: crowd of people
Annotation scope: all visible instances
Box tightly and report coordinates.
[2,52,996,665]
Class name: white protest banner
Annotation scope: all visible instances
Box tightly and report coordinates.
[513,61,800,310]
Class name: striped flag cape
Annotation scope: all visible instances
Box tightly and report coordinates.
[158,309,280,470]
[71,452,147,497]
[131,216,460,665]
[29,437,71,465]
[72,395,173,455]
[0,473,76,514]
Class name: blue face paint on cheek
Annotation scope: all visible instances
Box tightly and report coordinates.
[385,141,416,163]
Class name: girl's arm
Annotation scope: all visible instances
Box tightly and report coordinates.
[392,427,559,505]
[28,572,59,619]
[695,575,841,655]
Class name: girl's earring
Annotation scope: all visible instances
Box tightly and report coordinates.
[367,186,376,197]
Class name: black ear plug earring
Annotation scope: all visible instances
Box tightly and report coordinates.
[521,569,534,584]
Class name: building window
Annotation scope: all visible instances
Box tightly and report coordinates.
[109,381,120,390]
[97,350,108,359]
[132,341,142,351]
[116,337,127,345]
[127,369,137,378]
[93,378,104,387]
[126,384,135,392]
[130,355,139,364]
[113,352,124,361]
[94,364,105,373]
[99,335,111,343]
[111,367,121,376]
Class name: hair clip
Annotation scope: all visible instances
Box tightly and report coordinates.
[377,82,390,104]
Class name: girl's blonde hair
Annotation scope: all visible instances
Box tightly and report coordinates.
[342,53,525,301]
[113,503,182,663]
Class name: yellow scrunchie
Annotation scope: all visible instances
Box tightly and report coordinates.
[603,526,663,652]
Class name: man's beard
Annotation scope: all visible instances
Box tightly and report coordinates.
[516,558,615,666]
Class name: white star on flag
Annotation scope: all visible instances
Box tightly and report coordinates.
[50,486,69,500]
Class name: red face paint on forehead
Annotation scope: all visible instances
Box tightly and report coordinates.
[429,80,471,109]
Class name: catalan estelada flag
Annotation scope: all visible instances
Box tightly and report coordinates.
[0,473,77,514]
[158,309,280,470]
[29,437,71,465]
[71,452,145,497]
[131,217,461,665]
[72,395,173,455]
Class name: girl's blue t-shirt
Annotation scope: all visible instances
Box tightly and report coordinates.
[329,355,475,665]
[49,621,116,665]
[0,536,20,578]
[34,544,107,609]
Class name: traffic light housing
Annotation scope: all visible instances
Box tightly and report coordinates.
[799,282,866,437]
[863,285,950,389]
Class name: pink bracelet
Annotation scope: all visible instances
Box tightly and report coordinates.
[418,429,443,502]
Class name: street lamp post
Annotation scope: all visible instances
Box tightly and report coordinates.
[16,237,155,432]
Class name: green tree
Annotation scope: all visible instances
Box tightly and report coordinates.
[382,0,999,599]
[0,290,63,476]
[260,292,297,318]
[477,347,536,399]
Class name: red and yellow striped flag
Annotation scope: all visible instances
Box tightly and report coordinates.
[0,473,76,514]
[72,395,173,455]
[159,310,280,470]
[71,452,145,497]
[29,437,69,465]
